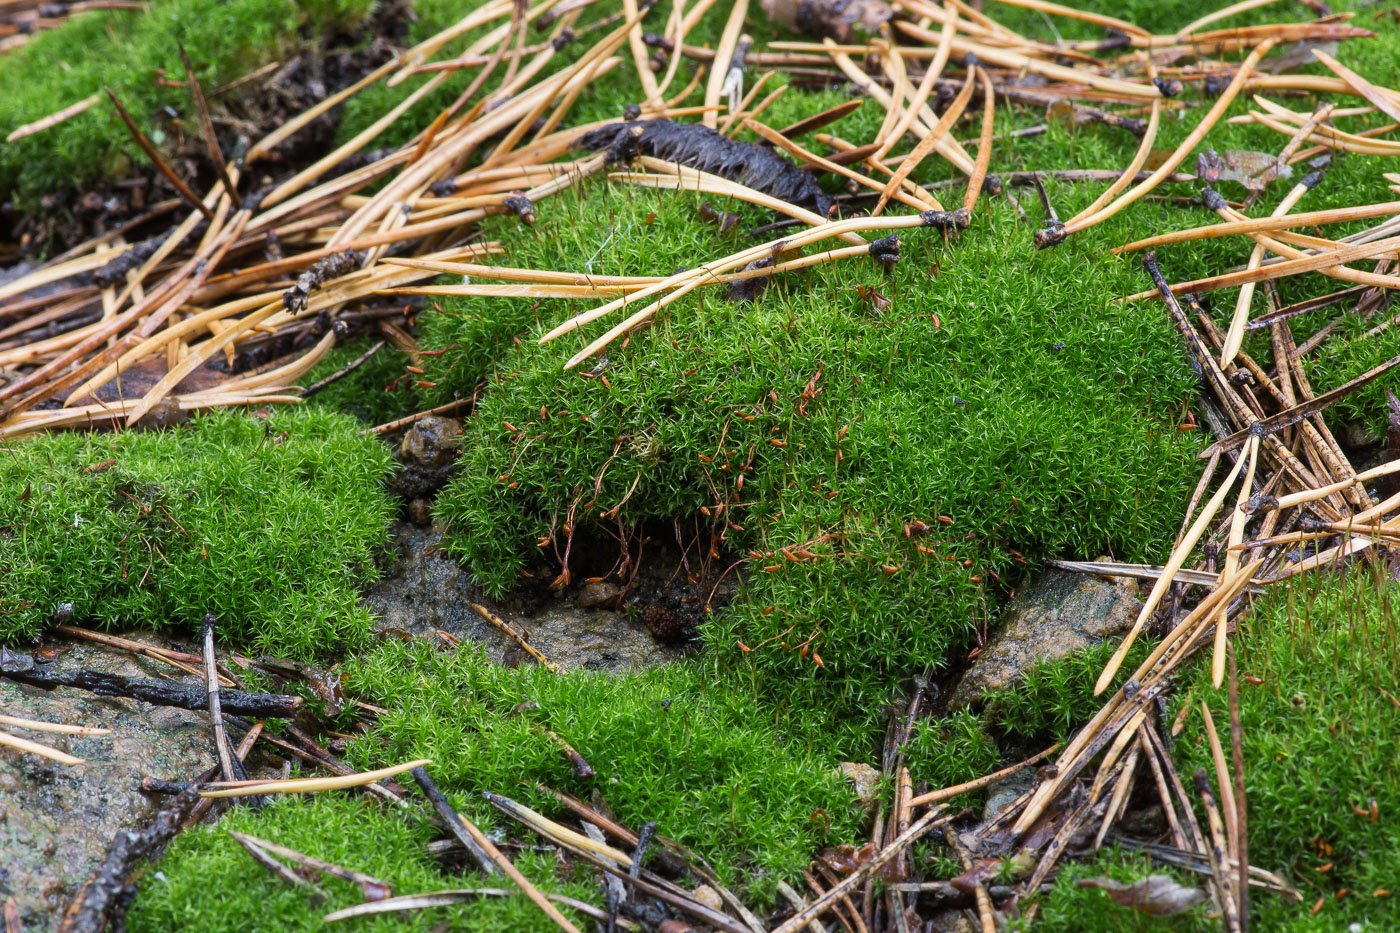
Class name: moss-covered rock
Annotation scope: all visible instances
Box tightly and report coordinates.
[420,178,1205,749]
[0,407,394,657]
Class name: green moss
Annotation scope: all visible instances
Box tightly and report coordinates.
[421,178,1204,748]
[902,709,1001,803]
[0,407,394,657]
[982,638,1158,746]
[342,639,863,900]
[129,793,599,932]
[1174,569,1400,929]
[1023,848,1216,932]
[0,0,375,201]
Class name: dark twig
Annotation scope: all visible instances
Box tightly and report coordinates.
[57,782,209,932]
[3,666,302,717]
[103,87,214,222]
[178,42,237,199]
[409,767,497,876]
[300,339,386,398]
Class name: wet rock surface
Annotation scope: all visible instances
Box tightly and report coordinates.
[362,521,698,672]
[947,568,1140,710]
[0,637,216,932]
[390,415,463,506]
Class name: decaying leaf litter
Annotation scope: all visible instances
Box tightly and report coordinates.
[1,0,1399,928]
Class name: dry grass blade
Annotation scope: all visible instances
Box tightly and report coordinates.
[702,0,747,128]
[771,808,949,933]
[1114,201,1400,255]
[324,889,633,926]
[5,92,100,142]
[908,743,1057,807]
[1095,448,1248,695]
[875,68,974,215]
[0,728,86,765]
[229,831,392,893]
[1044,40,1274,247]
[962,67,995,215]
[199,759,431,797]
[231,832,327,897]
[0,712,110,736]
[1309,47,1400,124]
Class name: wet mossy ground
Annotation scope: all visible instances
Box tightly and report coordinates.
[3,0,1400,928]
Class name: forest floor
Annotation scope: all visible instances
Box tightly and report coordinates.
[2,0,1399,930]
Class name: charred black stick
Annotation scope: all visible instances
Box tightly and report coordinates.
[58,782,207,933]
[2,666,303,717]
[410,766,497,876]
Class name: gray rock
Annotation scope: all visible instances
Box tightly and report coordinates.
[361,522,683,673]
[390,415,462,500]
[576,580,622,609]
[0,637,216,932]
[982,769,1036,825]
[948,569,1140,710]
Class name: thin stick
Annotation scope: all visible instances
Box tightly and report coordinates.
[301,340,386,399]
[771,809,949,933]
[231,832,392,893]
[876,1,954,165]
[908,743,1058,807]
[472,603,558,671]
